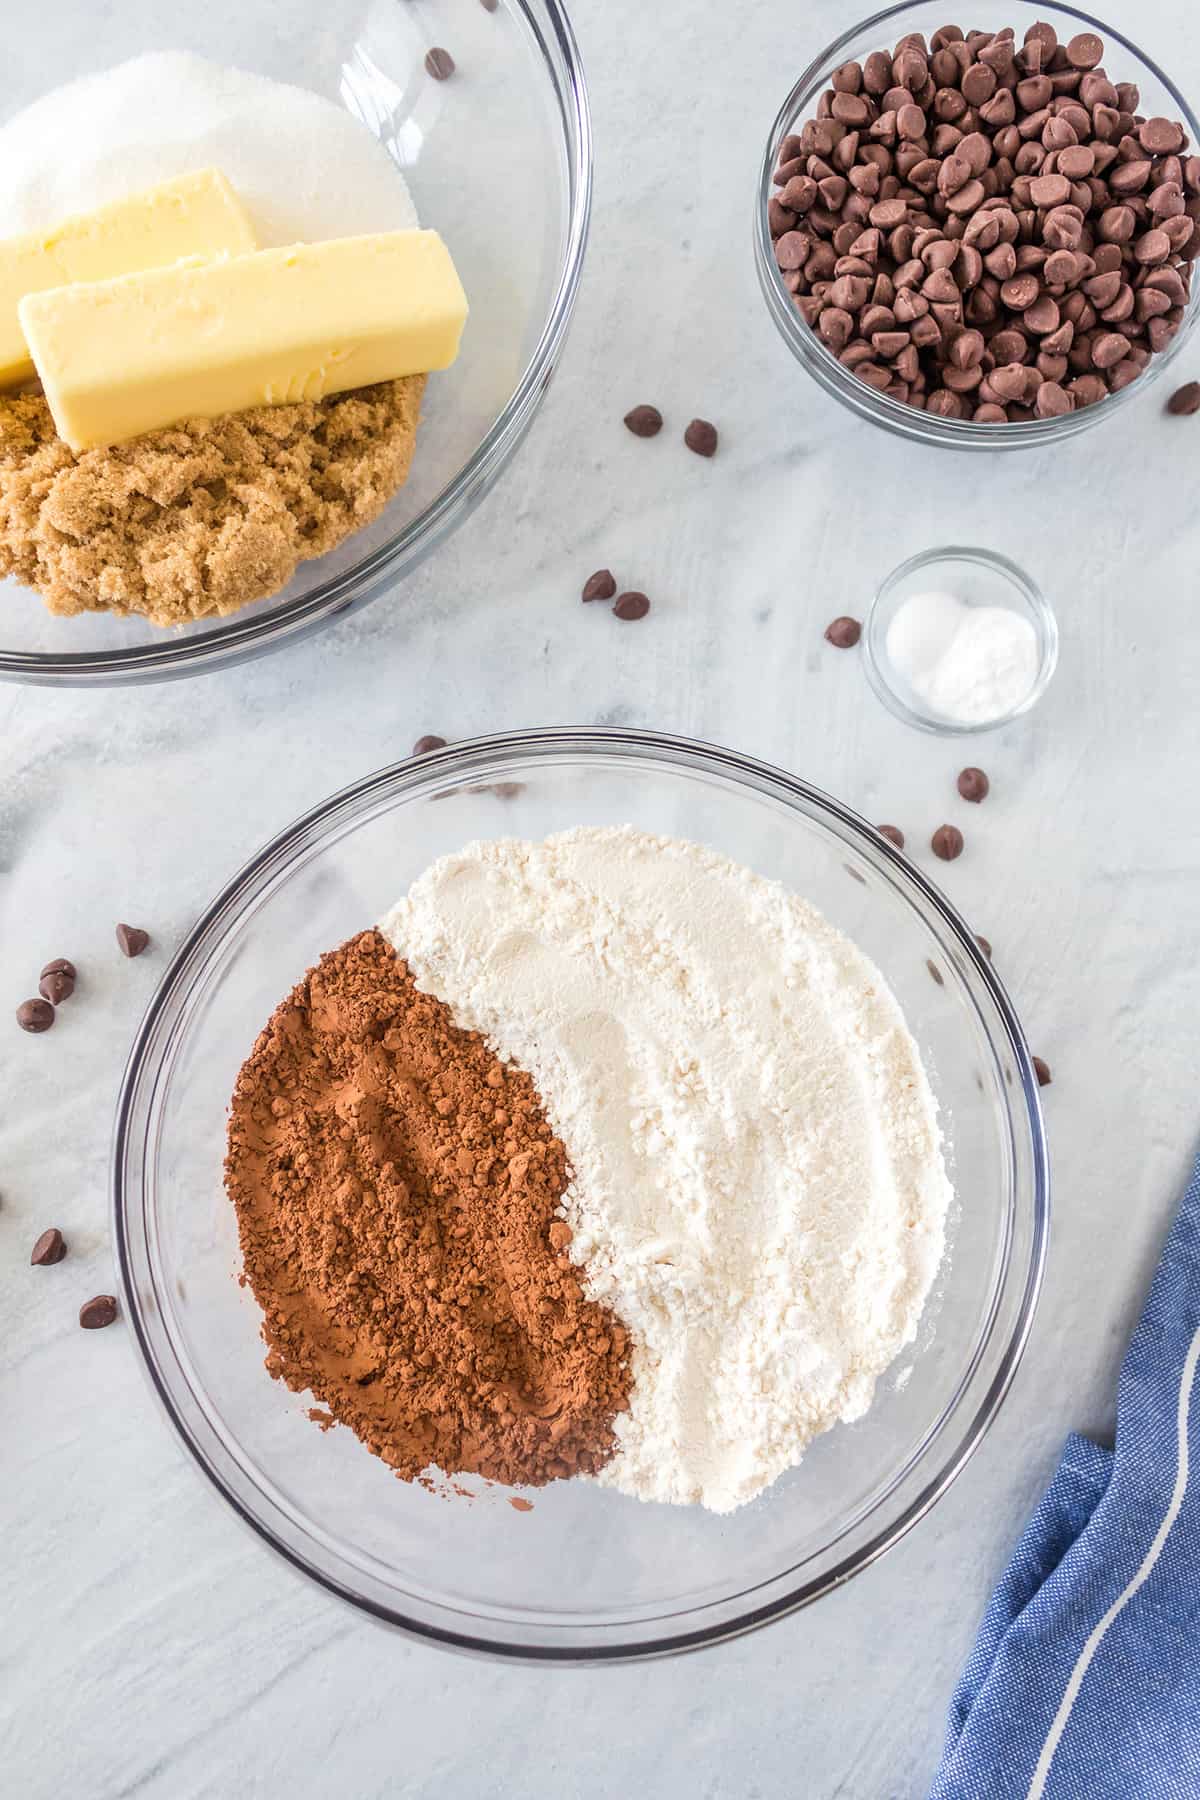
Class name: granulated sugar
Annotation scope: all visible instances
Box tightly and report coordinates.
[0,52,418,246]
[381,827,953,1513]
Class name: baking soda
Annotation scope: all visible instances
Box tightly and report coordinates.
[886,588,1041,725]
[0,52,418,247]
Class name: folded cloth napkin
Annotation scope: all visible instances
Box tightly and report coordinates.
[930,1152,1200,1800]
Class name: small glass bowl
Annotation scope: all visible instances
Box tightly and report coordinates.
[113,728,1049,1660]
[0,0,590,686]
[864,545,1058,735]
[754,0,1200,452]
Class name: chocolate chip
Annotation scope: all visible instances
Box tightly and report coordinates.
[877,823,905,848]
[424,47,455,80]
[623,404,663,438]
[582,569,617,603]
[1066,32,1103,69]
[413,734,448,755]
[683,418,718,457]
[1167,381,1200,415]
[116,923,150,959]
[931,824,964,861]
[31,1227,67,1266]
[957,766,990,802]
[39,964,75,1004]
[1032,1055,1052,1087]
[79,1294,119,1330]
[974,934,992,960]
[774,21,1194,425]
[613,591,650,621]
[16,998,54,1033]
[824,615,861,648]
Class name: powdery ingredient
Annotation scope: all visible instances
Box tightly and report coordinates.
[886,588,1041,725]
[0,379,423,624]
[224,929,631,1489]
[381,828,953,1513]
[0,52,419,246]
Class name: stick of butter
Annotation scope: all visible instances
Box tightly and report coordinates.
[0,169,257,389]
[21,230,469,452]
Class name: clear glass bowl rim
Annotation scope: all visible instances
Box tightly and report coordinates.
[754,0,1200,451]
[863,542,1060,734]
[0,0,592,687]
[111,726,1050,1661]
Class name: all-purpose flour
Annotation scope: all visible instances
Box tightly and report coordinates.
[380,828,953,1513]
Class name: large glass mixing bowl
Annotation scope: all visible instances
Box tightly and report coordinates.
[1,0,589,685]
[113,729,1049,1660]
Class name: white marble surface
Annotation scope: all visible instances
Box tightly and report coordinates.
[5,1,1200,1794]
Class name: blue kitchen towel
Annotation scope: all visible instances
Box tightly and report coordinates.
[929,1152,1200,1800]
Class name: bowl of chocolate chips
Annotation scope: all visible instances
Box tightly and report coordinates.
[756,2,1200,446]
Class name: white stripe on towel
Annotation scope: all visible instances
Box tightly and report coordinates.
[1027,1323,1200,1800]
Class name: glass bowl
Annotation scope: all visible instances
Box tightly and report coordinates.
[113,728,1049,1660]
[0,0,589,686]
[864,544,1059,733]
[755,0,1200,451]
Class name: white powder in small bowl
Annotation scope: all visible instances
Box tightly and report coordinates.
[0,51,418,246]
[885,588,1041,726]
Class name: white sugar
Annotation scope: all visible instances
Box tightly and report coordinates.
[0,52,418,246]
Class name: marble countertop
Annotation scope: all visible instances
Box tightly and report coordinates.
[5,1,1200,1794]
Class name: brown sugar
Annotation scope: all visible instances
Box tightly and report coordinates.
[0,376,424,627]
[224,929,632,1490]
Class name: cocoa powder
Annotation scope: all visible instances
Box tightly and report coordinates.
[224,929,631,1489]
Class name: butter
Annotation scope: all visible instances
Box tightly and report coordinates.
[21,230,469,452]
[0,169,256,389]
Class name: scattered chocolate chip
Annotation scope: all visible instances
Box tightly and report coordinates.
[41,956,76,982]
[877,824,905,849]
[824,616,861,648]
[39,964,75,1004]
[1033,1055,1052,1088]
[931,824,964,862]
[957,767,990,803]
[79,1294,119,1330]
[413,734,448,755]
[1167,381,1200,415]
[424,47,455,80]
[975,934,993,960]
[31,1227,67,1266]
[613,591,651,621]
[582,569,617,603]
[116,923,150,959]
[683,418,719,457]
[16,997,54,1033]
[623,404,663,438]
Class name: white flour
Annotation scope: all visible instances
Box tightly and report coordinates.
[0,53,418,246]
[380,828,952,1513]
